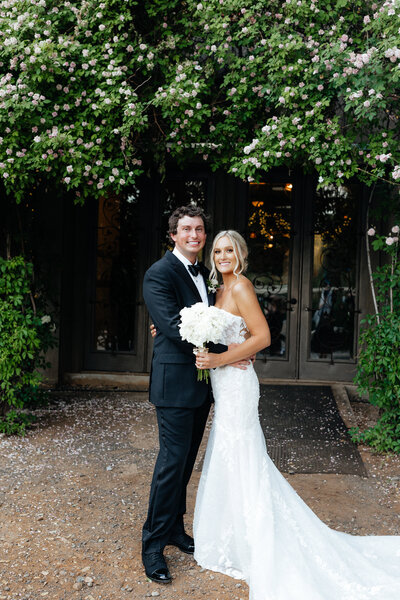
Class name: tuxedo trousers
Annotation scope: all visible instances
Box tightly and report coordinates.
[142,398,211,554]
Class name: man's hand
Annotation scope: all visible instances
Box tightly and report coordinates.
[150,323,157,338]
[228,343,253,370]
[195,344,254,371]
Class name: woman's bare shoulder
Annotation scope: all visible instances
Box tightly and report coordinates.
[231,276,255,298]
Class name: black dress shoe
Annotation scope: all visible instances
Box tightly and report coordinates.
[143,551,172,584]
[167,531,195,554]
[145,566,172,584]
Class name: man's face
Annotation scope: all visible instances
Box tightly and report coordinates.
[170,216,207,263]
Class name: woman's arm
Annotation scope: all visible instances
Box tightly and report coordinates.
[196,279,271,369]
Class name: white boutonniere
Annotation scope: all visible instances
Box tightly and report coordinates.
[206,278,220,294]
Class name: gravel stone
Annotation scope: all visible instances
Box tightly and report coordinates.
[0,391,399,600]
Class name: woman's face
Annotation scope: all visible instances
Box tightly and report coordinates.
[213,236,238,275]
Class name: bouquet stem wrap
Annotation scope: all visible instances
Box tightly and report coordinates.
[193,346,209,383]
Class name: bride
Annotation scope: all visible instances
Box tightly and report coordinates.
[194,230,400,600]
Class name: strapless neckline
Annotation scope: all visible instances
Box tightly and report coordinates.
[213,306,243,320]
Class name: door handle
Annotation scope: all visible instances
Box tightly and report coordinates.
[304,306,313,312]
[286,298,297,311]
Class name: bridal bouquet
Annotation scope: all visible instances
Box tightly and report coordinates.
[179,302,226,382]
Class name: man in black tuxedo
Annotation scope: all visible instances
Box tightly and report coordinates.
[142,205,240,584]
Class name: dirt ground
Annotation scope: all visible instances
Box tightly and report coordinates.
[1,390,400,600]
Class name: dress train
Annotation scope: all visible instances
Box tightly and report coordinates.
[193,309,400,600]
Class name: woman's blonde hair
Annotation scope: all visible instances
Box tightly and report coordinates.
[209,230,248,281]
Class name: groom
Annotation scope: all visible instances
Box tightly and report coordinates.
[142,205,239,584]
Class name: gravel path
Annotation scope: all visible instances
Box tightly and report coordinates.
[1,391,400,600]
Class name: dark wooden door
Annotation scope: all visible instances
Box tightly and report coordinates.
[244,177,365,381]
[84,189,150,372]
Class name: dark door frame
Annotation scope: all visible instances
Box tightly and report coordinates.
[59,168,369,383]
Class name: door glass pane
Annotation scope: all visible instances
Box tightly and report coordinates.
[309,184,359,362]
[93,191,140,352]
[246,182,293,359]
[160,178,208,256]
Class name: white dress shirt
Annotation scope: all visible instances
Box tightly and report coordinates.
[172,247,209,305]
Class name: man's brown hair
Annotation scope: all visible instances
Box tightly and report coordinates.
[168,205,209,235]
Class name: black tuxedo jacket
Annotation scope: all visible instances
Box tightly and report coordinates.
[143,250,227,408]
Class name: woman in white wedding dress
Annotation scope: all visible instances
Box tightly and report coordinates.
[194,231,400,600]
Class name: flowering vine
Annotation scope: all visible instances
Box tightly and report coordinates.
[0,0,400,203]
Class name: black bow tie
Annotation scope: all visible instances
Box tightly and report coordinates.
[188,263,202,277]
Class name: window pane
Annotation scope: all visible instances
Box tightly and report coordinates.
[246,182,293,359]
[309,184,359,361]
[93,191,140,352]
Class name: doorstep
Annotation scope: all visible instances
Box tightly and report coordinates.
[61,374,358,429]
[63,371,149,391]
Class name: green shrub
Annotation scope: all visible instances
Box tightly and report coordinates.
[350,226,400,452]
[0,410,37,436]
[0,256,56,434]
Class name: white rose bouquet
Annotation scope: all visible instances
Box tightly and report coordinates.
[179,302,227,382]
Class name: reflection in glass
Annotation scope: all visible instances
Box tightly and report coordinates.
[93,191,140,352]
[246,182,293,359]
[309,184,359,362]
[160,178,207,256]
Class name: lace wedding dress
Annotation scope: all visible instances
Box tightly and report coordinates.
[193,308,400,600]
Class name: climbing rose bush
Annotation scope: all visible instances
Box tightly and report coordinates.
[0,0,400,203]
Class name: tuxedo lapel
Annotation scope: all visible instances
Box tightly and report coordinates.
[201,268,216,306]
[207,288,216,306]
[165,251,203,302]
[197,262,214,306]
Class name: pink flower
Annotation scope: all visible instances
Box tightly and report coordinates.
[367,228,375,236]
[386,237,394,246]
[392,225,400,234]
